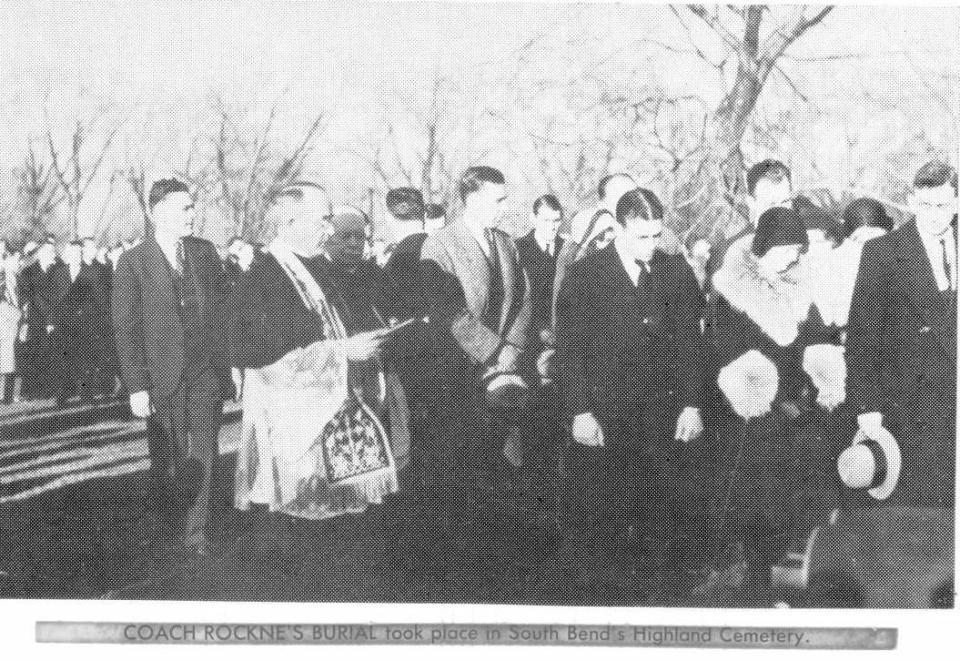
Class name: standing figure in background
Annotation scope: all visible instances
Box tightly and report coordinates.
[550,174,636,326]
[382,188,442,488]
[555,188,706,596]
[324,205,410,473]
[704,160,794,289]
[58,238,115,403]
[818,198,893,331]
[516,193,565,467]
[1,240,23,404]
[113,178,234,555]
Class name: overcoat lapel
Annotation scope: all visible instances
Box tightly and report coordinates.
[448,222,491,320]
[898,222,956,364]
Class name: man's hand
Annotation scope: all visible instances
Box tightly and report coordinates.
[339,329,389,362]
[496,343,522,372]
[231,368,244,401]
[46,325,54,334]
[129,390,152,418]
[857,411,883,440]
[572,412,604,447]
[674,407,704,443]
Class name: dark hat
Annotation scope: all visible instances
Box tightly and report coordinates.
[386,188,425,221]
[752,206,809,256]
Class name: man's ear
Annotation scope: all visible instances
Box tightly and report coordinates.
[906,191,919,215]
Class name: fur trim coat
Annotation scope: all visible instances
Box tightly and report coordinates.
[710,239,839,457]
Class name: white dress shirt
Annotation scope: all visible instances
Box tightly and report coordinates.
[916,222,956,291]
[614,236,648,286]
[533,227,555,257]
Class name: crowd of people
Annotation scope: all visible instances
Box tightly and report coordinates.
[0,156,955,604]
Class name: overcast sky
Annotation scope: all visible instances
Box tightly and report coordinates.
[0,1,957,239]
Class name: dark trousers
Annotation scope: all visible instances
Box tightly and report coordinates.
[564,442,682,563]
[709,413,798,572]
[148,368,223,544]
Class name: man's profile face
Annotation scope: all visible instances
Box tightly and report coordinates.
[911,182,957,236]
[466,182,507,229]
[282,191,334,257]
[749,177,793,222]
[152,191,195,239]
[534,206,562,240]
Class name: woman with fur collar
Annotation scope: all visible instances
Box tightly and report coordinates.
[702,206,843,596]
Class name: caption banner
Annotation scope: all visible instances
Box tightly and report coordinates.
[36,622,896,649]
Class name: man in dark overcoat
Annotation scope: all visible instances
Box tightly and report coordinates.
[555,187,707,583]
[846,160,957,510]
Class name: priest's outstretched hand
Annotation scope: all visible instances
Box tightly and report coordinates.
[338,328,390,362]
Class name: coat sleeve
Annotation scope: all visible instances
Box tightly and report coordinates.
[555,262,591,418]
[504,242,532,350]
[550,239,579,329]
[111,253,151,393]
[205,243,233,384]
[229,261,277,369]
[420,237,502,365]
[672,256,707,409]
[845,238,888,415]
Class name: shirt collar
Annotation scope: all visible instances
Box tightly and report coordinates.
[533,227,555,252]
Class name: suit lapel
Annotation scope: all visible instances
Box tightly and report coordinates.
[449,222,491,319]
[598,243,641,318]
[491,231,515,334]
[142,238,179,326]
[898,223,955,363]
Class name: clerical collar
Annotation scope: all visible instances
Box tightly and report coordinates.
[270,239,312,261]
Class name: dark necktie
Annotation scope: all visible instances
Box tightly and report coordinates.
[939,236,954,291]
[484,229,499,266]
[634,259,649,288]
[175,239,185,275]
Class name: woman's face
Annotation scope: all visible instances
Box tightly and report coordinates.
[758,244,803,277]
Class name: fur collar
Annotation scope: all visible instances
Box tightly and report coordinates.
[713,236,811,346]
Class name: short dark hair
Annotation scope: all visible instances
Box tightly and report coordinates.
[746,159,791,196]
[615,188,664,226]
[532,194,562,216]
[424,202,446,220]
[458,166,505,203]
[386,187,425,221]
[842,198,893,237]
[914,160,958,191]
[148,178,190,210]
[598,173,633,201]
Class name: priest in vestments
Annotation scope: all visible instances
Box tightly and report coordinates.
[231,183,397,527]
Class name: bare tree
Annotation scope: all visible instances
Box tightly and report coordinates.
[672,5,834,232]
[180,96,328,242]
[44,104,123,239]
[14,140,64,239]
